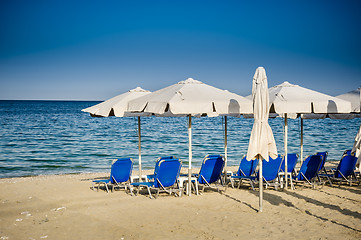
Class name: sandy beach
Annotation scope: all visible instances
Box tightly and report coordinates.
[0,165,360,240]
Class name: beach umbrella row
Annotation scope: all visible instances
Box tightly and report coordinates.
[82,70,357,212]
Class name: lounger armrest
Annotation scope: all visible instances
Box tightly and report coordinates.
[146,174,155,180]
[226,170,234,176]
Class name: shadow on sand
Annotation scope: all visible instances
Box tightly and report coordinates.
[220,191,258,212]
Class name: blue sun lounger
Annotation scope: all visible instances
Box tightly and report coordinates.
[320,154,358,186]
[230,155,259,190]
[92,158,133,193]
[258,154,283,190]
[293,155,323,188]
[195,154,225,193]
[146,156,177,181]
[232,155,283,190]
[130,158,182,198]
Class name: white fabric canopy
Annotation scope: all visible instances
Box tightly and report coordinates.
[246,68,278,161]
[337,87,360,113]
[82,87,151,117]
[269,81,352,115]
[128,78,253,195]
[128,78,252,116]
[246,67,277,212]
[244,82,352,119]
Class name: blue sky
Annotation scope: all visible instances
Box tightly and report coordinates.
[0,0,360,100]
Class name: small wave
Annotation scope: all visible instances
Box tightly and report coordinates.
[89,153,111,157]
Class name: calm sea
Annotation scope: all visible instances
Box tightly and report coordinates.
[0,100,359,178]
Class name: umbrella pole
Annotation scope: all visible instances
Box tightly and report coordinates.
[259,155,263,213]
[188,115,192,196]
[284,114,288,189]
[138,116,142,181]
[300,116,303,166]
[224,116,228,182]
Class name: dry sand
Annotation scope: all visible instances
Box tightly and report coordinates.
[0,167,360,240]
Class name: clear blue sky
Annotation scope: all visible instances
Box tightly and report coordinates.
[0,0,360,100]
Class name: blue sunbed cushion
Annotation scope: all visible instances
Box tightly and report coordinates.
[231,175,257,181]
[131,181,154,187]
[93,179,111,183]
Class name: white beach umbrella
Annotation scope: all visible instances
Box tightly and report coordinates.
[246,67,278,212]
[128,78,253,195]
[352,124,361,170]
[267,81,352,187]
[82,87,151,180]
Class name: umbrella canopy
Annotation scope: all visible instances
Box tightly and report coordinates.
[82,87,151,180]
[336,87,361,113]
[246,68,277,161]
[269,81,352,116]
[128,78,252,116]
[246,67,277,212]
[352,124,361,170]
[82,87,151,117]
[128,78,253,195]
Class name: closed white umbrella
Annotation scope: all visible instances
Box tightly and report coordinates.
[246,67,278,212]
[82,87,151,180]
[128,78,253,195]
[352,124,361,170]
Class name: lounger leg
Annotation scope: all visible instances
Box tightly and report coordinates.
[128,184,134,196]
[104,183,109,193]
[220,177,224,186]
[146,186,153,199]
[250,181,255,191]
[290,177,295,190]
[230,178,235,188]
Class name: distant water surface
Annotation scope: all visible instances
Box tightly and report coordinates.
[0,100,359,178]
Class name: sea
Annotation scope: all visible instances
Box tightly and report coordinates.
[0,100,360,178]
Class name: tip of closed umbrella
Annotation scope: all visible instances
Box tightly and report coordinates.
[178,78,203,84]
